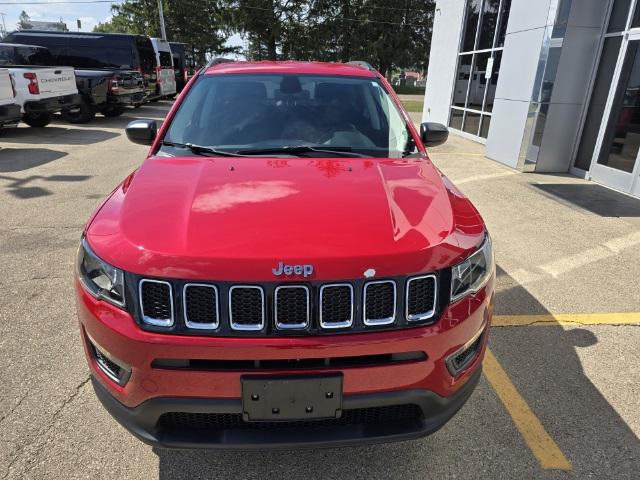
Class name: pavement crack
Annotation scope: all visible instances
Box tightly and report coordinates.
[0,391,29,426]
[1,376,90,480]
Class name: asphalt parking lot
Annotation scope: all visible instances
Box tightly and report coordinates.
[1,102,639,479]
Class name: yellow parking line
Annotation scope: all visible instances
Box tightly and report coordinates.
[493,312,640,327]
[484,349,572,470]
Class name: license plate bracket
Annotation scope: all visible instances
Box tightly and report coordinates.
[241,375,343,422]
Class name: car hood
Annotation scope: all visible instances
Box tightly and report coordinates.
[87,155,485,281]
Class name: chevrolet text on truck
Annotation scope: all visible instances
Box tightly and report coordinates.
[75,60,495,449]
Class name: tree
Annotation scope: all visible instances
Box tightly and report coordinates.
[18,11,33,30]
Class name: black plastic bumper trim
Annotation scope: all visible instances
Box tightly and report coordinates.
[91,366,482,450]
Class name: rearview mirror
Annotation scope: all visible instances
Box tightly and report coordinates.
[126,119,157,146]
[420,122,449,148]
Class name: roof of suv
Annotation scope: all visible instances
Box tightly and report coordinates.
[204,61,379,78]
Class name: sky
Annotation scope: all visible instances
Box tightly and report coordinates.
[0,0,243,52]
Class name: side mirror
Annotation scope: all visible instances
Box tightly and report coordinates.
[420,122,449,148]
[126,119,157,146]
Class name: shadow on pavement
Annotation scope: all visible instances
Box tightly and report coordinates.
[531,182,640,217]
[0,126,119,145]
[150,266,640,479]
[0,148,67,172]
[0,173,91,199]
[489,266,639,477]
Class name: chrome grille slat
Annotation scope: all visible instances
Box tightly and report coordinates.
[319,283,354,329]
[183,283,219,330]
[229,286,265,331]
[406,275,437,322]
[139,279,174,327]
[274,285,310,330]
[363,280,396,326]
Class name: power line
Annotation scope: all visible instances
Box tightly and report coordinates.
[0,1,120,4]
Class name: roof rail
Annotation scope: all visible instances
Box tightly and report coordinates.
[200,57,235,74]
[347,60,375,71]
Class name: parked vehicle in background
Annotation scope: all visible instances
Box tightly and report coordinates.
[0,42,79,127]
[150,38,176,99]
[169,42,195,93]
[3,31,154,113]
[0,68,21,129]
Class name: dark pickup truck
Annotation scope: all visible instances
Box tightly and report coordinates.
[0,40,144,123]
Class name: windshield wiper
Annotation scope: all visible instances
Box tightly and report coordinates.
[162,141,245,157]
[235,145,368,158]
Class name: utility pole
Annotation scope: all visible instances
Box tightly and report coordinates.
[157,0,167,40]
[0,13,7,38]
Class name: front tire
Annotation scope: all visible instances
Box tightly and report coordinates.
[22,112,52,128]
[101,106,126,117]
[61,99,95,124]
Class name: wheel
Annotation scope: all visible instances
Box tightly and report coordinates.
[60,99,95,124]
[101,106,126,118]
[22,112,52,128]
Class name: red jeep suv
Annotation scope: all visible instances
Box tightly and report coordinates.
[75,60,494,449]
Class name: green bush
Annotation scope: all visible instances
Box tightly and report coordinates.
[392,85,425,95]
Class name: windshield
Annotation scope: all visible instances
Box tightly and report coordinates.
[162,74,415,158]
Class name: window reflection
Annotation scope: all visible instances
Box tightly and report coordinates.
[462,0,482,52]
[574,37,622,170]
[598,41,640,173]
[468,52,491,110]
[449,109,464,130]
[463,112,482,135]
[478,0,500,50]
[608,0,632,33]
[496,0,511,47]
[453,54,473,107]
[484,51,502,112]
[450,0,511,137]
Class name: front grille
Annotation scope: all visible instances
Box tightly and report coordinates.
[320,284,353,329]
[139,279,174,327]
[406,275,437,322]
[229,286,265,331]
[363,281,396,325]
[157,404,423,433]
[275,286,309,329]
[133,272,441,336]
[183,284,219,329]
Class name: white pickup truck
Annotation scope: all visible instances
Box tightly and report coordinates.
[0,43,80,127]
[0,68,21,129]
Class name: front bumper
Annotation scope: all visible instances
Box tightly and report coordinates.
[77,273,493,448]
[24,93,82,114]
[92,366,482,449]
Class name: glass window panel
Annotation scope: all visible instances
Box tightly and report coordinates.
[532,103,549,147]
[468,52,491,110]
[496,0,512,48]
[462,0,482,52]
[597,41,640,173]
[478,0,500,50]
[463,112,481,135]
[552,0,573,39]
[480,115,492,138]
[449,109,464,130]
[484,50,502,112]
[540,47,562,103]
[453,54,473,107]
[633,1,640,27]
[607,0,632,33]
[575,37,623,170]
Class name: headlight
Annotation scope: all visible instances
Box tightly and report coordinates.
[77,237,126,308]
[450,235,493,303]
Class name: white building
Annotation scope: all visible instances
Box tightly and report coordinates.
[423,0,640,198]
